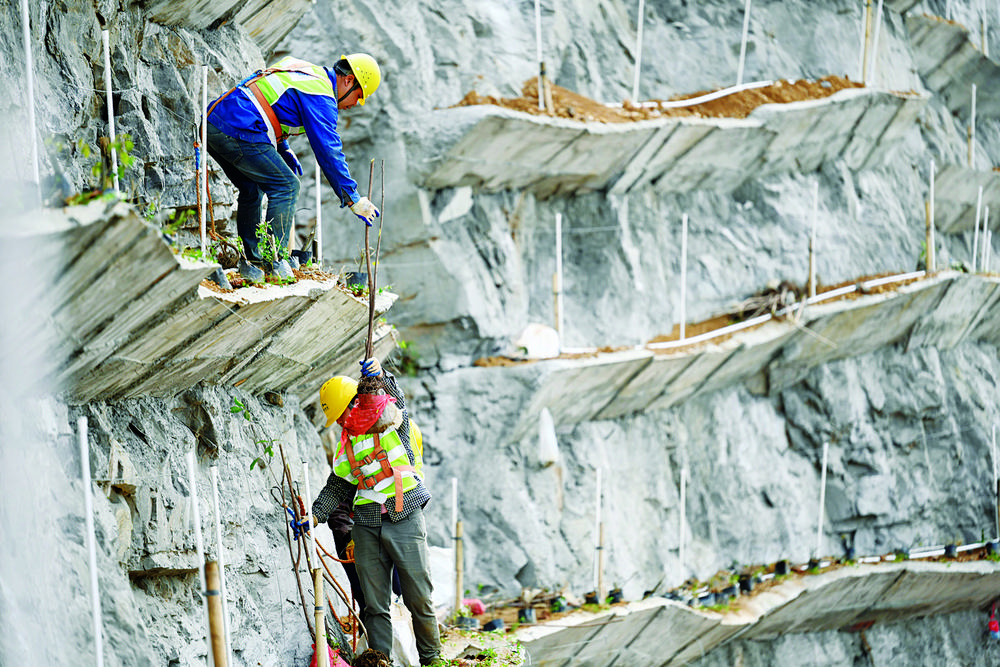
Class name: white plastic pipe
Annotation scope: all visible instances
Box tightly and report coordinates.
[929,159,936,272]
[970,84,977,168]
[209,467,232,666]
[857,1,869,83]
[451,477,458,531]
[679,213,688,341]
[992,424,998,540]
[592,468,602,590]
[186,451,212,666]
[982,207,991,271]
[815,442,829,558]
[866,0,884,87]
[809,182,818,298]
[736,0,752,86]
[983,0,990,58]
[302,462,317,567]
[554,212,564,349]
[101,31,119,194]
[973,186,983,272]
[678,467,687,578]
[20,0,39,194]
[78,417,105,667]
[986,230,993,273]
[534,0,544,111]
[315,159,322,266]
[632,0,646,102]
[200,65,208,257]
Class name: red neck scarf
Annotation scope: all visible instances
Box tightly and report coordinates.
[337,393,397,457]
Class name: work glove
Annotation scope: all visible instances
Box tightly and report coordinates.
[279,142,303,176]
[286,508,311,539]
[345,540,355,562]
[360,358,382,377]
[350,197,380,226]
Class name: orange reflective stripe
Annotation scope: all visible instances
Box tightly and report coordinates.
[247,80,286,142]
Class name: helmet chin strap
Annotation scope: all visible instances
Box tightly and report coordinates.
[337,77,361,104]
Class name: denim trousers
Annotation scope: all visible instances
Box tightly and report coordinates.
[352,507,441,664]
[206,123,299,263]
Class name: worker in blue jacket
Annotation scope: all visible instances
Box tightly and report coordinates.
[206,54,381,281]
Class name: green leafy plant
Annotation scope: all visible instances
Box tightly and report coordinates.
[395,338,420,377]
[231,398,278,470]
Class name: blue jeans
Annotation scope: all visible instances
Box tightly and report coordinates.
[353,507,441,664]
[206,123,299,263]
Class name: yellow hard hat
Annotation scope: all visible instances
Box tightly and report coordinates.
[341,53,381,105]
[409,420,423,450]
[319,376,358,427]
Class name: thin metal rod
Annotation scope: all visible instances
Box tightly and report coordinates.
[209,467,232,666]
[19,0,40,195]
[632,0,646,101]
[928,159,936,272]
[969,84,977,169]
[982,207,991,271]
[860,0,872,84]
[983,0,990,58]
[186,451,213,666]
[866,0,884,86]
[737,0,753,85]
[315,159,322,265]
[809,182,818,298]
[79,417,105,667]
[679,213,688,341]
[992,424,998,541]
[815,442,829,558]
[200,66,208,257]
[101,30,119,193]
[973,186,983,272]
[592,469,602,590]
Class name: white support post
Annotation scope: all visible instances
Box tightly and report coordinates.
[992,424,998,541]
[815,442,829,558]
[20,0,40,198]
[679,213,688,341]
[983,0,990,58]
[982,207,991,271]
[209,467,232,667]
[986,230,993,274]
[970,84,977,169]
[632,0,646,102]
[973,186,984,272]
[302,462,317,568]
[736,0,753,86]
[554,212,564,350]
[534,0,544,111]
[866,0,884,87]
[592,469,602,591]
[858,0,871,84]
[186,451,212,667]
[200,66,208,257]
[101,31,119,194]
[678,467,687,580]
[315,159,322,266]
[809,182,818,298]
[928,159,936,273]
[79,417,105,667]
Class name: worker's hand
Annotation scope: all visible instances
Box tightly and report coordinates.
[279,145,303,176]
[360,357,382,377]
[345,540,355,561]
[350,197,380,226]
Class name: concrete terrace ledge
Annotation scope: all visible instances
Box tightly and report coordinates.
[514,560,1000,667]
[934,164,1000,233]
[495,271,1000,443]
[417,87,926,198]
[907,13,1000,119]
[5,199,396,404]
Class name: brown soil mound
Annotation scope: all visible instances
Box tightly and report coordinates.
[455,75,865,123]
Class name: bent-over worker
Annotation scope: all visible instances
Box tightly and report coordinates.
[205,54,381,281]
[311,358,441,666]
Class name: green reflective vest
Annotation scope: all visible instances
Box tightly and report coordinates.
[333,428,419,509]
[252,57,335,140]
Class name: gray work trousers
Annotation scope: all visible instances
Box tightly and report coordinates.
[352,507,441,664]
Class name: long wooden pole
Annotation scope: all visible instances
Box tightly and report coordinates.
[315,159,323,265]
[209,467,232,665]
[364,159,375,359]
[200,65,208,256]
[79,417,105,667]
[992,424,999,540]
[187,451,213,666]
[678,467,687,582]
[205,561,228,667]
[302,462,327,667]
[597,522,606,602]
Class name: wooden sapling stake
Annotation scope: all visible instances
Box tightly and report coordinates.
[454,521,464,620]
[534,0,545,111]
[926,159,936,273]
[861,0,873,85]
[79,417,105,667]
[553,212,563,347]
[969,84,977,168]
[679,213,688,340]
[187,451,213,667]
[209,467,232,665]
[993,424,999,541]
[314,158,323,265]
[592,469,602,592]
[200,65,208,256]
[302,461,328,667]
[205,561,228,667]
[814,442,829,559]
[973,186,983,272]
[678,467,687,580]
[597,522,606,602]
[809,182,818,297]
[363,159,376,360]
[736,0,752,86]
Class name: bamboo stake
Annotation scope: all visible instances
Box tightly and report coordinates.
[554,212,563,348]
[679,213,688,340]
[969,84,977,168]
[363,159,375,359]
[209,468,232,666]
[927,159,936,273]
[205,561,228,667]
[678,467,687,581]
[632,0,646,101]
[736,0,753,86]
[303,461,327,667]
[454,521,464,618]
[315,159,323,266]
[19,0,40,198]
[809,182,818,297]
[592,469,602,591]
[861,0,873,85]
[200,66,208,257]
[866,0,884,87]
[534,0,544,111]
[101,30,119,194]
[814,442,829,558]
[79,417,105,667]
[981,207,991,271]
[986,230,993,273]
[973,186,983,272]
[187,451,213,666]
[597,522,606,602]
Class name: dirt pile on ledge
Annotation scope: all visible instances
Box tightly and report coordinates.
[455,75,865,122]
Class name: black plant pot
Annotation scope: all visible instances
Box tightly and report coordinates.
[738,574,754,594]
[483,618,504,632]
[988,541,999,555]
[944,544,958,558]
[697,592,717,607]
[345,271,367,286]
[722,584,739,599]
[775,560,789,576]
[456,616,479,630]
[843,546,856,562]
[550,596,567,613]
[584,591,599,605]
[291,249,312,265]
[517,608,536,624]
[607,588,624,604]
[808,558,820,571]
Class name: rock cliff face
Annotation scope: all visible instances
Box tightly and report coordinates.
[2,0,1000,665]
